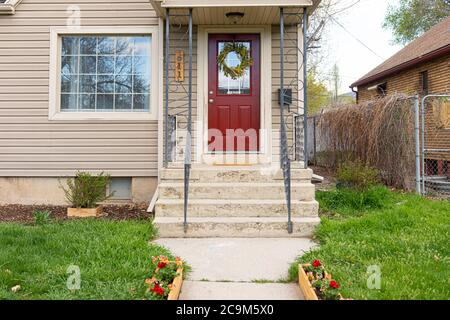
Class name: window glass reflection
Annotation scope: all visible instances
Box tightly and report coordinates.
[217,41,251,95]
[60,35,151,112]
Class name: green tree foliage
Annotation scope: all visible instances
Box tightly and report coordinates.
[307,69,331,115]
[383,0,450,45]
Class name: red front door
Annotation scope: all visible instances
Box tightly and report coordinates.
[208,34,260,152]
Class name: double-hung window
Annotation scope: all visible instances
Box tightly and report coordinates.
[49,27,159,120]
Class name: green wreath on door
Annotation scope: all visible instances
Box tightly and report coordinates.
[217,42,253,80]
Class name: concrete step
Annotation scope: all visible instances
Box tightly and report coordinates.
[160,167,313,183]
[155,199,319,217]
[153,216,321,238]
[158,182,315,201]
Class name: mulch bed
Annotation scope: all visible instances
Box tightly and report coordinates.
[0,203,153,224]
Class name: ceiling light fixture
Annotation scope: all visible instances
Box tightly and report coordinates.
[225,12,245,24]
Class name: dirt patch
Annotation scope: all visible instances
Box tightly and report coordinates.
[0,203,152,224]
[311,166,336,191]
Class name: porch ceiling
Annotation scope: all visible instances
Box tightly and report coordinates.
[150,0,320,25]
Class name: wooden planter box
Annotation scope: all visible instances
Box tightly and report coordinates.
[298,264,319,300]
[167,266,184,300]
[67,206,102,218]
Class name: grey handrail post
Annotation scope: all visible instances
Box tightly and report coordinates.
[303,7,308,169]
[421,95,426,194]
[414,95,421,194]
[280,7,293,234]
[164,8,170,167]
[280,7,284,164]
[183,8,193,233]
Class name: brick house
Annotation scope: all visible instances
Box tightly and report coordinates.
[351,17,450,180]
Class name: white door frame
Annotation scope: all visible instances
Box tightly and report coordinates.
[196,25,272,164]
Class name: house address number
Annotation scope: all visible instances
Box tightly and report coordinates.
[175,50,184,82]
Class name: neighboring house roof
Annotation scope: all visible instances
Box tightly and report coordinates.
[351,17,450,88]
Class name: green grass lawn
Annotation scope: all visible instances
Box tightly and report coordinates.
[0,219,174,300]
[289,187,450,300]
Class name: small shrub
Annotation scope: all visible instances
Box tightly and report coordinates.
[33,210,51,225]
[60,171,114,208]
[336,160,380,190]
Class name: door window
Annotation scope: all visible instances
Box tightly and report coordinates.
[217,41,251,95]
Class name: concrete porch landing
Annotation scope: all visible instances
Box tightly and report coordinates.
[153,238,316,300]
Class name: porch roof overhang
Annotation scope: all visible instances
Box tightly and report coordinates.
[150,0,319,24]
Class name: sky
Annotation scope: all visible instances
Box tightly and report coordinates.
[320,0,403,94]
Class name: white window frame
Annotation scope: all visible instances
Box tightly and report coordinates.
[49,26,159,121]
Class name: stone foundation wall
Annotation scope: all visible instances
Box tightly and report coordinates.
[0,177,157,205]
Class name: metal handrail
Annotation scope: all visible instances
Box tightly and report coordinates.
[183,8,193,233]
[302,8,308,168]
[164,8,170,167]
[164,8,193,232]
[280,7,293,234]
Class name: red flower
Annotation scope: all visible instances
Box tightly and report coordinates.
[151,283,165,296]
[330,280,340,289]
[312,260,321,268]
[157,262,167,269]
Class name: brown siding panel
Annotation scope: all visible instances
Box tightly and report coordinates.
[357,54,450,101]
[357,54,450,162]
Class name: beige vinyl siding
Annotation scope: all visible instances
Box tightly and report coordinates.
[0,0,159,177]
[163,24,300,163]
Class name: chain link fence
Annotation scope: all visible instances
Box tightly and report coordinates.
[420,94,450,198]
[306,94,450,199]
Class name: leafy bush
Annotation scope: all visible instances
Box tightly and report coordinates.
[60,171,113,208]
[33,210,51,225]
[336,160,380,190]
[317,186,391,214]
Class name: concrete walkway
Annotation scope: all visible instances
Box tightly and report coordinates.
[153,238,316,300]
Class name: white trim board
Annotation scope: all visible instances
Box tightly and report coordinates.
[48,26,160,121]
[0,0,23,15]
[158,0,313,8]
